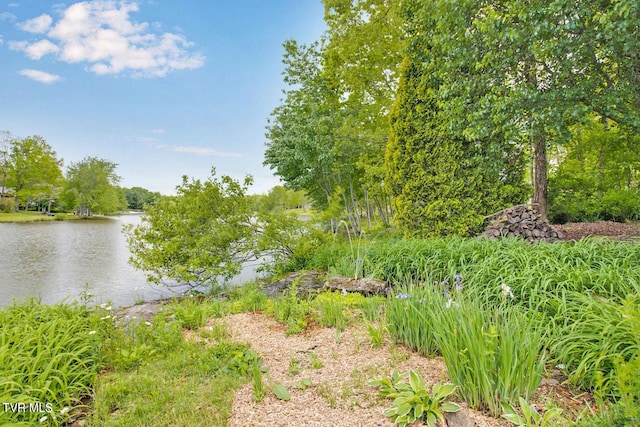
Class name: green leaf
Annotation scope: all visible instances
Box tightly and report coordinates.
[433,383,457,399]
[408,369,424,392]
[426,412,438,427]
[440,402,461,413]
[271,383,290,401]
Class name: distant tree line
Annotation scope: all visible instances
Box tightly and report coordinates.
[0,131,160,215]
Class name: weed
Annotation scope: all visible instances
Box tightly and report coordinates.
[288,357,302,377]
[308,352,323,369]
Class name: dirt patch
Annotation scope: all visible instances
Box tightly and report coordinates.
[555,221,640,241]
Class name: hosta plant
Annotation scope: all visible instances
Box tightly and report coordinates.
[369,369,460,427]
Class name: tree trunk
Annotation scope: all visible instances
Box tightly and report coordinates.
[532,132,548,221]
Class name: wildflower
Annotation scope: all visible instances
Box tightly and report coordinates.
[445,299,460,309]
[395,293,410,300]
[501,283,514,299]
[88,330,97,335]
[105,305,112,311]
[443,288,450,298]
[440,279,449,286]
[454,274,463,291]
[60,407,70,415]
[100,315,112,320]
[384,286,392,293]
[39,416,48,423]
[145,321,152,326]
[341,288,347,296]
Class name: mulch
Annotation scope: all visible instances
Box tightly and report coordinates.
[554,221,640,241]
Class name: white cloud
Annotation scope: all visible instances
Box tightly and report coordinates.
[149,128,165,134]
[17,14,53,33]
[11,0,204,77]
[24,39,60,59]
[19,69,62,83]
[156,144,242,158]
[0,11,17,21]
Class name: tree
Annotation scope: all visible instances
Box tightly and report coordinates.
[322,0,406,226]
[386,57,522,237]
[124,186,161,210]
[6,135,64,212]
[549,118,640,222]
[126,171,258,290]
[63,157,124,215]
[409,0,640,220]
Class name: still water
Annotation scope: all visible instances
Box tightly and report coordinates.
[0,215,262,308]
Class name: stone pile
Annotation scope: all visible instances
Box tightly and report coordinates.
[483,204,563,243]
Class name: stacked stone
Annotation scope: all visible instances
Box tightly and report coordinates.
[483,205,563,243]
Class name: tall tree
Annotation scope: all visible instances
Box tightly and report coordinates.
[265,40,365,234]
[386,56,524,237]
[124,186,161,210]
[7,135,64,212]
[410,0,640,219]
[63,157,124,215]
[322,0,405,225]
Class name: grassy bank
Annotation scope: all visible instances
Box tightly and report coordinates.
[0,212,80,223]
[1,237,638,426]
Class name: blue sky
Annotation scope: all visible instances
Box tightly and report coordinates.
[0,0,326,195]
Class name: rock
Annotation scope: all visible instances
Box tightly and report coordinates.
[116,298,171,324]
[482,204,563,243]
[444,406,491,427]
[261,270,325,298]
[323,276,388,295]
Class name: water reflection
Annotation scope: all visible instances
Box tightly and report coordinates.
[1,216,225,307]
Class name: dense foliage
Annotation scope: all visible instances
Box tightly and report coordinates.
[549,118,640,222]
[126,170,258,290]
[264,0,640,228]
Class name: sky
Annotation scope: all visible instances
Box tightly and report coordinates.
[0,0,327,195]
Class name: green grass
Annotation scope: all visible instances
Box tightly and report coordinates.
[0,211,79,222]
[0,295,258,427]
[88,340,257,426]
[0,299,108,426]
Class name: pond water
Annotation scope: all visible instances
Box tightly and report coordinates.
[0,215,263,308]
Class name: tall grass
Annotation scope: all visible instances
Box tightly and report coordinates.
[0,299,108,426]
[309,237,640,302]
[387,284,546,416]
[315,236,640,410]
